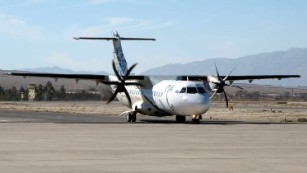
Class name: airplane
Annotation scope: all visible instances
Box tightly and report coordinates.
[7,31,300,124]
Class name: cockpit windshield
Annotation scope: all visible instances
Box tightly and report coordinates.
[179,87,186,93]
[197,87,205,93]
[178,86,206,94]
[187,87,197,94]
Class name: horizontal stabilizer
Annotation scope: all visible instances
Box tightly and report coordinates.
[73,37,156,41]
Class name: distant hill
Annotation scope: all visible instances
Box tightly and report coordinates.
[142,48,306,86]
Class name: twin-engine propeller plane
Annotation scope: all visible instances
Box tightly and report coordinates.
[8,32,300,123]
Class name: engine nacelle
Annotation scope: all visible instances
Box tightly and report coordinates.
[207,75,219,92]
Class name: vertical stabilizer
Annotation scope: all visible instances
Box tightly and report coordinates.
[112,32,128,76]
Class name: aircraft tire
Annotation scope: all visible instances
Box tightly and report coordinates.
[192,118,200,124]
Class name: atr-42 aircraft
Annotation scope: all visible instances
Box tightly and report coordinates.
[8,32,300,123]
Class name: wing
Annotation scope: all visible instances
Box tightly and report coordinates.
[175,75,300,82]
[7,72,108,84]
[7,72,301,84]
[220,75,301,83]
[7,72,145,84]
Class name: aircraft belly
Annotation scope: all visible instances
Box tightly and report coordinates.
[129,95,171,117]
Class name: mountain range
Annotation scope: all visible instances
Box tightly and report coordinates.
[1,48,306,87]
[141,48,306,86]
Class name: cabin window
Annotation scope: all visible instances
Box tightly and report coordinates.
[187,87,197,94]
[179,87,186,93]
[197,87,206,93]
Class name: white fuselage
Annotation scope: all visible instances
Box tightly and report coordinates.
[115,80,211,117]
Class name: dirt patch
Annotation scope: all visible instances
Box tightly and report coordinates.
[0,101,129,116]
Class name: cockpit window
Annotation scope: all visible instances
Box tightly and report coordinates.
[187,87,197,94]
[197,87,205,93]
[179,87,186,93]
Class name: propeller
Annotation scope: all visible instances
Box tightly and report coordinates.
[102,60,142,108]
[210,63,243,108]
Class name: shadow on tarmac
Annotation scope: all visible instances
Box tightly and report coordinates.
[139,119,302,125]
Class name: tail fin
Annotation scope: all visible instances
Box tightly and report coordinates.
[74,31,155,76]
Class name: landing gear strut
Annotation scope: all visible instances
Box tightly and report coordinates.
[127,111,137,122]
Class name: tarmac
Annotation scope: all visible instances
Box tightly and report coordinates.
[0,111,307,173]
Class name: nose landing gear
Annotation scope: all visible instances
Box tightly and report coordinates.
[175,115,202,124]
[191,115,202,124]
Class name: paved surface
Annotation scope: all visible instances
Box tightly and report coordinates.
[0,111,307,173]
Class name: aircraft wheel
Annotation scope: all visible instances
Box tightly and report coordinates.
[192,118,200,124]
[176,115,186,123]
[191,115,201,124]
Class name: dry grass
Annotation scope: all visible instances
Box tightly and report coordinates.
[0,101,306,122]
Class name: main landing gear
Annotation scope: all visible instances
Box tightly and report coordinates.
[175,115,202,124]
[176,115,186,123]
[127,111,137,122]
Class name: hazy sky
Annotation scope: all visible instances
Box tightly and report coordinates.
[1,0,307,73]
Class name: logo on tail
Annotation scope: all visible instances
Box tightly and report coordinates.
[112,31,128,76]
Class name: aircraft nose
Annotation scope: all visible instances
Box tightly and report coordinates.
[173,93,210,116]
[189,94,210,115]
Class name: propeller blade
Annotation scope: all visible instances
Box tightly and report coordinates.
[214,62,221,80]
[106,88,119,104]
[124,63,138,80]
[223,91,229,108]
[210,90,218,99]
[223,67,236,81]
[123,88,132,108]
